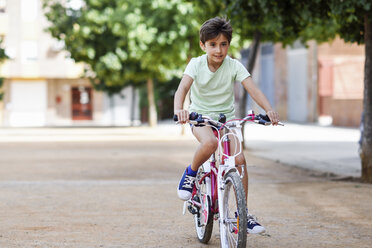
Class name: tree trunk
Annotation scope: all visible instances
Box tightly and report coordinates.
[181,38,193,135]
[147,78,157,127]
[239,30,262,118]
[130,86,136,126]
[109,94,115,126]
[240,31,261,148]
[361,15,372,183]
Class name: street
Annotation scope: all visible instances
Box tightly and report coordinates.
[0,127,371,247]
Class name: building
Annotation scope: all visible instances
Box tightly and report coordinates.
[0,0,140,127]
[243,38,364,127]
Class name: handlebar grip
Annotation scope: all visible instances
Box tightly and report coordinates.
[257,114,270,122]
[190,112,199,120]
[256,114,284,126]
[173,112,199,122]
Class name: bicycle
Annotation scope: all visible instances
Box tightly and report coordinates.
[174,111,283,248]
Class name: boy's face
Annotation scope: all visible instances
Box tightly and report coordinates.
[200,34,230,65]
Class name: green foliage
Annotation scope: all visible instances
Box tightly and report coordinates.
[121,0,201,79]
[329,0,372,44]
[0,50,6,64]
[214,0,371,46]
[220,0,338,47]
[43,0,201,96]
[0,38,7,64]
[43,0,139,95]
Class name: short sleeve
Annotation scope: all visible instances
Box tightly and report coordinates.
[234,59,250,82]
[184,58,197,80]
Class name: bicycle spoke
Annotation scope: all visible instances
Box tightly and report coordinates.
[220,172,247,247]
[227,231,238,246]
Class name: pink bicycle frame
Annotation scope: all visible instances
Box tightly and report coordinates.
[191,128,231,214]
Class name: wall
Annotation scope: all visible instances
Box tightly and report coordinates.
[318,37,364,127]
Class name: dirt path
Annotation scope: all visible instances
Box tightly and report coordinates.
[0,140,371,247]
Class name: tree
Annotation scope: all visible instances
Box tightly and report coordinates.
[327,0,372,182]
[43,0,146,126]
[43,0,143,94]
[220,0,337,117]
[43,0,200,127]
[117,0,201,126]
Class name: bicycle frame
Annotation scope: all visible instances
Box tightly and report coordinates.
[188,126,240,219]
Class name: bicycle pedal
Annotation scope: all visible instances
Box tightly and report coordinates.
[187,204,199,215]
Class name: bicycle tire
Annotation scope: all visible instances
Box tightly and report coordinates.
[219,171,247,248]
[194,169,213,243]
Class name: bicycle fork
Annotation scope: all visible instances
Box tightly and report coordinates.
[217,163,230,245]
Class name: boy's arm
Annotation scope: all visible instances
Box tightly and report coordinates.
[241,76,279,125]
[174,74,193,123]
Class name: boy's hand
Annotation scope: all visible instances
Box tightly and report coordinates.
[267,110,279,125]
[175,109,189,124]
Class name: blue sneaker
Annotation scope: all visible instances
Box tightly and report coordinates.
[177,166,196,201]
[247,214,265,234]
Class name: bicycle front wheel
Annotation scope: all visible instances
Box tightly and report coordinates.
[194,167,213,243]
[220,171,247,248]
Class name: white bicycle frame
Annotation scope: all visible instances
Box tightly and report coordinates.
[215,125,244,247]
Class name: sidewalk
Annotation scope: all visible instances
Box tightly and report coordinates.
[0,121,361,178]
[0,121,193,142]
[244,123,361,178]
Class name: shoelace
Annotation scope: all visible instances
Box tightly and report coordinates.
[247,214,259,225]
[182,175,195,189]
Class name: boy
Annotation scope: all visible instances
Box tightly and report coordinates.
[174,17,279,234]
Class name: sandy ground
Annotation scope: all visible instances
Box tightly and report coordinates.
[0,139,371,247]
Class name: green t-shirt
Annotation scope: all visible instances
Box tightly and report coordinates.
[184,54,250,120]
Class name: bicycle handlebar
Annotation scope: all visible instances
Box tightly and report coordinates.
[173,111,284,128]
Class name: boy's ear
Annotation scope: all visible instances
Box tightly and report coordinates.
[199,41,205,51]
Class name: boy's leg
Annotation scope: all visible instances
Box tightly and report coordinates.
[177,126,218,201]
[191,126,218,171]
[228,134,248,197]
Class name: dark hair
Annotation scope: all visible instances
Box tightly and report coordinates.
[199,17,233,44]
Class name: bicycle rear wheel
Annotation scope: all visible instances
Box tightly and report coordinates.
[219,171,247,248]
[194,168,213,243]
